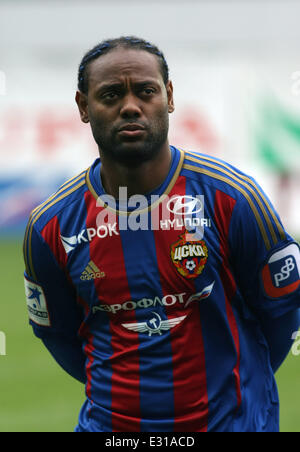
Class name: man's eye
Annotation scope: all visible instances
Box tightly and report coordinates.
[102,92,119,100]
[143,88,155,95]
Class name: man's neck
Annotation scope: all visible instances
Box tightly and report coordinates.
[99,144,172,199]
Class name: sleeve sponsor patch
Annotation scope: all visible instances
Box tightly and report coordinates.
[261,243,300,299]
[24,276,51,327]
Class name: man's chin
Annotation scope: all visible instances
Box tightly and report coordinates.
[108,142,159,167]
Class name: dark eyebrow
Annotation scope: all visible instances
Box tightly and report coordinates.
[134,80,160,87]
[97,79,160,93]
[96,82,123,93]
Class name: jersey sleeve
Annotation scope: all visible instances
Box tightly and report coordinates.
[23,221,84,339]
[229,183,300,319]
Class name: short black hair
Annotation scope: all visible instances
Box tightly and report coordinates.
[78,36,169,94]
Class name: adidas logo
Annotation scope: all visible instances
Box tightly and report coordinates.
[80,261,106,281]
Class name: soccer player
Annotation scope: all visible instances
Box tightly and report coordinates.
[23,37,300,432]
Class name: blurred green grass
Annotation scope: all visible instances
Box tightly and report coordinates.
[0,239,299,432]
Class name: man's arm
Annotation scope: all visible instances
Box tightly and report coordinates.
[229,186,300,372]
[258,308,300,373]
[42,334,86,384]
[23,221,86,383]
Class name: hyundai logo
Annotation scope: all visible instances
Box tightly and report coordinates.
[167,196,203,216]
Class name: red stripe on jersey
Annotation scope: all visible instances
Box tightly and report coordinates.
[41,214,79,297]
[41,216,68,268]
[214,189,242,409]
[84,191,141,432]
[153,175,208,432]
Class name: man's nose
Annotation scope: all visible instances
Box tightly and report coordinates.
[120,93,142,118]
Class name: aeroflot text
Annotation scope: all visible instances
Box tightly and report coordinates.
[93,293,187,315]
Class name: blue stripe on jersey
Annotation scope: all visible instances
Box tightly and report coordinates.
[119,219,175,432]
[197,284,240,431]
[230,301,279,432]
[84,311,114,431]
[184,177,238,431]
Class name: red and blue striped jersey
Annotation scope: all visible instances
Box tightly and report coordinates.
[23,146,300,432]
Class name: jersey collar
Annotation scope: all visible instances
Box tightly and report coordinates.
[86,146,184,215]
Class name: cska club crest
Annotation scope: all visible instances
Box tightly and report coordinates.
[171,233,208,279]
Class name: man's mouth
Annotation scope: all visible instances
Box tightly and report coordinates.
[118,123,146,138]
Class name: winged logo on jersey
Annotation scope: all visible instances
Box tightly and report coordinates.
[122,312,187,336]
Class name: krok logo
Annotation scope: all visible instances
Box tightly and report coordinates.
[167,196,203,216]
[61,224,119,254]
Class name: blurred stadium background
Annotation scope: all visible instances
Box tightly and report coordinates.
[0,0,299,432]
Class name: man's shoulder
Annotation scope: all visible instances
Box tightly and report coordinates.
[26,167,89,233]
[180,148,287,250]
[181,148,261,202]
[182,149,251,183]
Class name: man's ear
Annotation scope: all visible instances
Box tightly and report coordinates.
[75,91,90,123]
[166,80,175,114]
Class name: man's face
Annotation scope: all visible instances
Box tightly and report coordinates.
[76,47,174,167]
